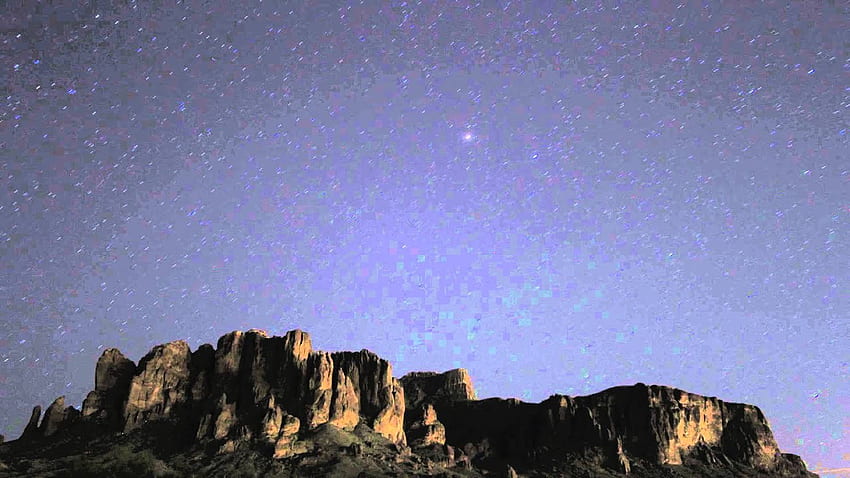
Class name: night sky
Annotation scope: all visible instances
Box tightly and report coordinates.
[1,0,847,473]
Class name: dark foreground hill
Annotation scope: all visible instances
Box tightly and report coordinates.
[0,329,817,477]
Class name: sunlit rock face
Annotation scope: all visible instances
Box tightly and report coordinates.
[123,340,193,432]
[22,329,407,451]
[192,329,407,447]
[331,349,406,446]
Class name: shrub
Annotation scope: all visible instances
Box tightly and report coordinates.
[58,445,179,478]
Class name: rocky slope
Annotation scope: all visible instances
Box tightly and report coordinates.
[0,329,817,477]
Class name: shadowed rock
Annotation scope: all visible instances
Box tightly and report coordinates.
[402,380,815,476]
[406,403,446,447]
[401,368,476,410]
[81,348,136,428]
[40,396,80,437]
[19,406,41,440]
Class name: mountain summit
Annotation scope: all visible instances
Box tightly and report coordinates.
[0,329,817,477]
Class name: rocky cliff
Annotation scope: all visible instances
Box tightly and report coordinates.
[401,378,816,476]
[18,329,406,455]
[1,329,817,477]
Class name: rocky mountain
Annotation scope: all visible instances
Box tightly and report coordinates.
[0,329,817,477]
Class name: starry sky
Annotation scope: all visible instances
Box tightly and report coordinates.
[1,0,847,473]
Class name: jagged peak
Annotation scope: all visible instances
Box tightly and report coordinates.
[144,339,191,354]
[135,340,191,371]
[211,329,312,360]
[329,348,388,362]
[98,347,128,359]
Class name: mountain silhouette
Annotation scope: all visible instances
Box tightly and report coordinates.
[0,329,817,477]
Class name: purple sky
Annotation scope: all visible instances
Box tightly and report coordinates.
[1,0,847,473]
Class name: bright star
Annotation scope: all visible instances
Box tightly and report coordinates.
[462,132,474,142]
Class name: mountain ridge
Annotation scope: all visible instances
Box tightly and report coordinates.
[0,329,817,477]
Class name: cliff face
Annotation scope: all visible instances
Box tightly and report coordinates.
[8,329,816,478]
[20,329,406,454]
[80,348,135,428]
[398,377,815,476]
[398,369,475,450]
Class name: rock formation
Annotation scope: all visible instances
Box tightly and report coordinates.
[405,403,446,447]
[39,396,80,437]
[398,368,476,451]
[123,340,194,432]
[81,348,136,428]
[4,329,817,477]
[401,368,477,409]
[20,329,406,451]
[19,406,41,440]
[404,381,815,476]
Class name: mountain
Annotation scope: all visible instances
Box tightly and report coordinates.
[0,329,817,477]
